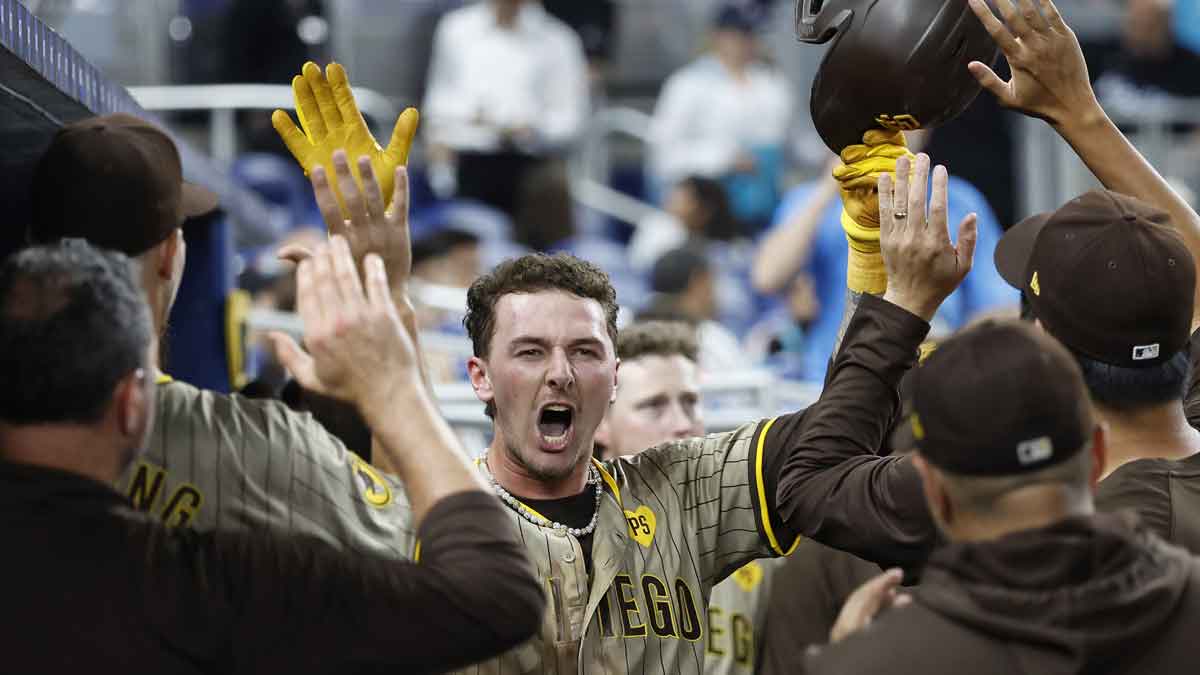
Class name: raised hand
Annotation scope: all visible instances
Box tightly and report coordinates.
[272,61,419,213]
[829,568,913,644]
[268,237,418,417]
[280,149,414,293]
[966,0,1100,127]
[878,155,978,321]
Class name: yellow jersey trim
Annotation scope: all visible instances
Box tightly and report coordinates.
[754,417,800,556]
[155,374,174,385]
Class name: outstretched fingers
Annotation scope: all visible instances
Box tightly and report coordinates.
[967,0,1020,55]
[310,166,346,236]
[956,213,980,278]
[333,150,370,228]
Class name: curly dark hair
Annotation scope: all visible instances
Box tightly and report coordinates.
[617,321,699,363]
[465,253,620,359]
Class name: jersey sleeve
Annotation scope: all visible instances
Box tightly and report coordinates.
[141,491,542,672]
[768,294,939,570]
[632,420,790,587]
[128,382,416,559]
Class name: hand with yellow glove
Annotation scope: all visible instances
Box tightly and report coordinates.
[272,61,419,214]
[832,129,914,295]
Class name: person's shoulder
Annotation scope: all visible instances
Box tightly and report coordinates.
[437,2,487,35]
[155,380,338,450]
[610,422,764,477]
[537,9,585,51]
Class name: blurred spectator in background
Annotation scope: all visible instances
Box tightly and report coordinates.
[422,0,589,222]
[649,2,793,232]
[543,0,618,94]
[629,175,744,272]
[644,246,749,371]
[1105,0,1200,97]
[753,139,1015,380]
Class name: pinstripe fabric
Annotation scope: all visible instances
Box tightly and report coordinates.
[703,560,780,674]
[450,419,785,674]
[115,380,416,558]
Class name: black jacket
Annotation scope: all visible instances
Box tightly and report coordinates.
[0,460,543,674]
[805,514,1200,674]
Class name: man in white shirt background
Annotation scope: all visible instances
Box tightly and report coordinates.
[649,2,794,232]
[422,0,589,221]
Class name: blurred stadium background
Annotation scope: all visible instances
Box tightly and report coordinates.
[5,0,1199,443]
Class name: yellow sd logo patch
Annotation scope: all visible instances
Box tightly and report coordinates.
[625,505,657,547]
[732,561,765,592]
[352,455,393,508]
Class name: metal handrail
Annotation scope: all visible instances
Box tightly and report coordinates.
[129,84,401,167]
[571,105,670,227]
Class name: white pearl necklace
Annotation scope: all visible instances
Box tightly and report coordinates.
[480,451,603,537]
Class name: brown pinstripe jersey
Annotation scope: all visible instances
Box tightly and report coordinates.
[703,560,780,674]
[114,377,416,558]
[449,417,797,675]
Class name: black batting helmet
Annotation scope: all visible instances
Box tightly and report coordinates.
[795,0,999,153]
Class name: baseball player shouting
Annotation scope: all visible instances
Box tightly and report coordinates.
[273,61,975,673]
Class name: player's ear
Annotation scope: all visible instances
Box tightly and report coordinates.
[467,356,495,406]
[1088,423,1108,492]
[154,228,184,281]
[611,357,620,404]
[113,367,152,442]
[912,453,953,531]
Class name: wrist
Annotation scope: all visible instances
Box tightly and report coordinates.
[882,288,939,322]
[1051,98,1109,139]
[358,374,427,427]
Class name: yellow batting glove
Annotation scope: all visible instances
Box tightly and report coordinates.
[272,61,419,214]
[831,130,913,295]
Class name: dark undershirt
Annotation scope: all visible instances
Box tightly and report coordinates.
[519,489,597,572]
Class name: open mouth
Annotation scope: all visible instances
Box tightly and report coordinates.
[537,404,575,449]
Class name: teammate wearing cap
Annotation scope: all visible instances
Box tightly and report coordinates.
[969,0,1200,551]
[0,238,542,672]
[593,321,878,673]
[801,320,1200,674]
[29,102,425,558]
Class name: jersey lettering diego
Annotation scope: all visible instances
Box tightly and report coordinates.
[449,419,797,674]
[116,378,416,558]
[703,560,779,674]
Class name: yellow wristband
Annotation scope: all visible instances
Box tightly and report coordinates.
[841,210,887,295]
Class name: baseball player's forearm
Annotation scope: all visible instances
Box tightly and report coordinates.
[774,294,937,570]
[199,491,541,671]
[752,177,838,294]
[1053,106,1200,330]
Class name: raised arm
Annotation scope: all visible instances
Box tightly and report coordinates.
[751,166,839,295]
[967,0,1200,329]
[183,240,544,671]
[771,156,976,569]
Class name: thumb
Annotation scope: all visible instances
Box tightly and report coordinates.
[268,332,321,391]
[385,108,420,165]
[956,213,979,275]
[968,61,1011,104]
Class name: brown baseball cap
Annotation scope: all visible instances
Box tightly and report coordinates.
[902,320,1094,476]
[29,113,219,257]
[994,189,1195,368]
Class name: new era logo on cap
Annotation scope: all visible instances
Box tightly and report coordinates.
[1132,343,1161,361]
[1016,436,1053,466]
